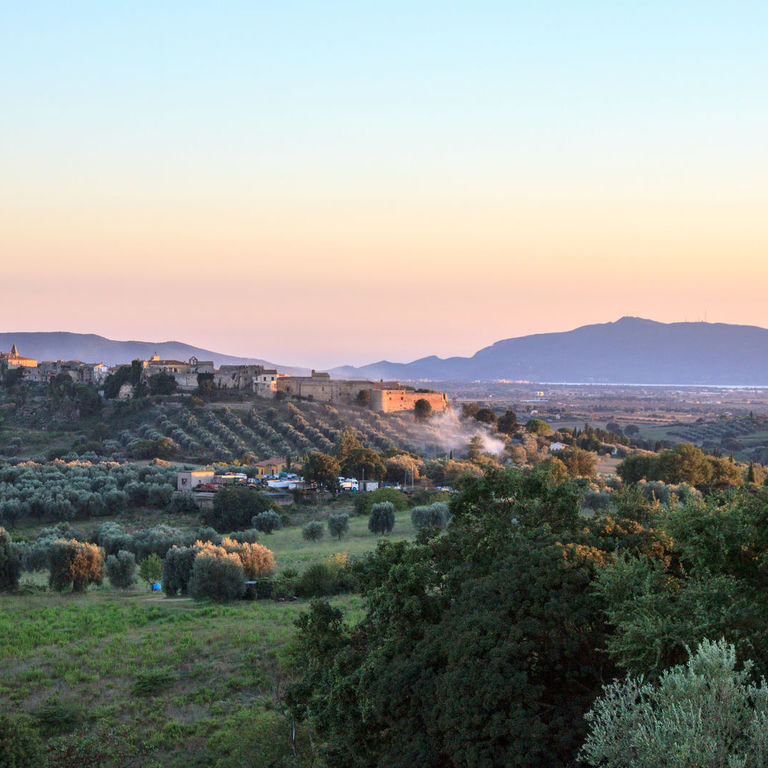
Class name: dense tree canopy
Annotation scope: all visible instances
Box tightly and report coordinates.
[286,464,768,767]
[203,486,276,531]
[340,447,385,481]
[414,398,433,421]
[618,443,745,489]
[525,418,551,435]
[302,451,341,492]
[287,469,659,768]
[496,409,518,435]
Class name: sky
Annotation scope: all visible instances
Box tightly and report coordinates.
[1,1,767,368]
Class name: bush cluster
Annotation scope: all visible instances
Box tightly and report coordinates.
[164,537,275,600]
[410,502,449,531]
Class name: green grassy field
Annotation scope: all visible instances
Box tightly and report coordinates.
[0,509,416,766]
[266,506,416,571]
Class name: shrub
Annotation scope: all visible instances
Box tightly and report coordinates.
[411,502,449,531]
[162,546,197,596]
[0,713,43,767]
[328,512,349,540]
[295,555,354,597]
[222,538,275,578]
[369,502,395,535]
[251,509,282,535]
[226,528,260,543]
[353,487,408,516]
[147,484,173,508]
[31,699,82,737]
[138,553,163,585]
[45,723,155,768]
[124,481,149,505]
[302,521,324,541]
[132,669,177,697]
[580,639,768,768]
[48,540,104,592]
[188,546,245,602]
[105,550,137,589]
[582,490,612,512]
[168,490,198,513]
[206,707,311,768]
[0,526,22,591]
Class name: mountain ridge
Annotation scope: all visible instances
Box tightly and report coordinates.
[329,317,768,385]
[0,332,308,375]
[4,319,768,385]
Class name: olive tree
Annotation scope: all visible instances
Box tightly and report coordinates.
[48,540,104,592]
[106,550,137,589]
[162,546,197,596]
[251,510,282,535]
[411,502,449,531]
[327,512,349,541]
[580,639,768,768]
[302,521,324,541]
[188,546,245,602]
[368,501,395,535]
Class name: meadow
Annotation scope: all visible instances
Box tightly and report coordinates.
[0,508,417,767]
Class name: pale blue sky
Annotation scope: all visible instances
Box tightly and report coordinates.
[1,2,767,366]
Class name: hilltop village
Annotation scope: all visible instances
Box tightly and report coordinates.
[0,344,449,415]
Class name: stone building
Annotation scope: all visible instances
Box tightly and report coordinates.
[0,344,37,370]
[369,388,449,414]
[274,370,450,414]
[214,365,266,390]
[253,369,282,397]
[275,371,373,403]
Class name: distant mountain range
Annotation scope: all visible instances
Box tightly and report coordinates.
[0,332,308,375]
[4,319,768,385]
[330,317,768,385]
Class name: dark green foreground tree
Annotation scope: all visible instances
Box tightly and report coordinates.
[287,468,663,768]
[287,468,768,768]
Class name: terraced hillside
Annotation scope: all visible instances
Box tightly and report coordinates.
[0,393,457,465]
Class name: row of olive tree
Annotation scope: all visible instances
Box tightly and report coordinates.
[0,460,179,526]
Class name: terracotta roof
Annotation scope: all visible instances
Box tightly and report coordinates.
[255,457,286,466]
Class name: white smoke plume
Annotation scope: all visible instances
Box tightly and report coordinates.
[415,408,507,457]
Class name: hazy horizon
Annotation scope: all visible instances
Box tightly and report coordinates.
[3,315,768,371]
[3,2,767,367]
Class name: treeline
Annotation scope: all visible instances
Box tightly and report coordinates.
[286,466,768,768]
[617,442,758,488]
